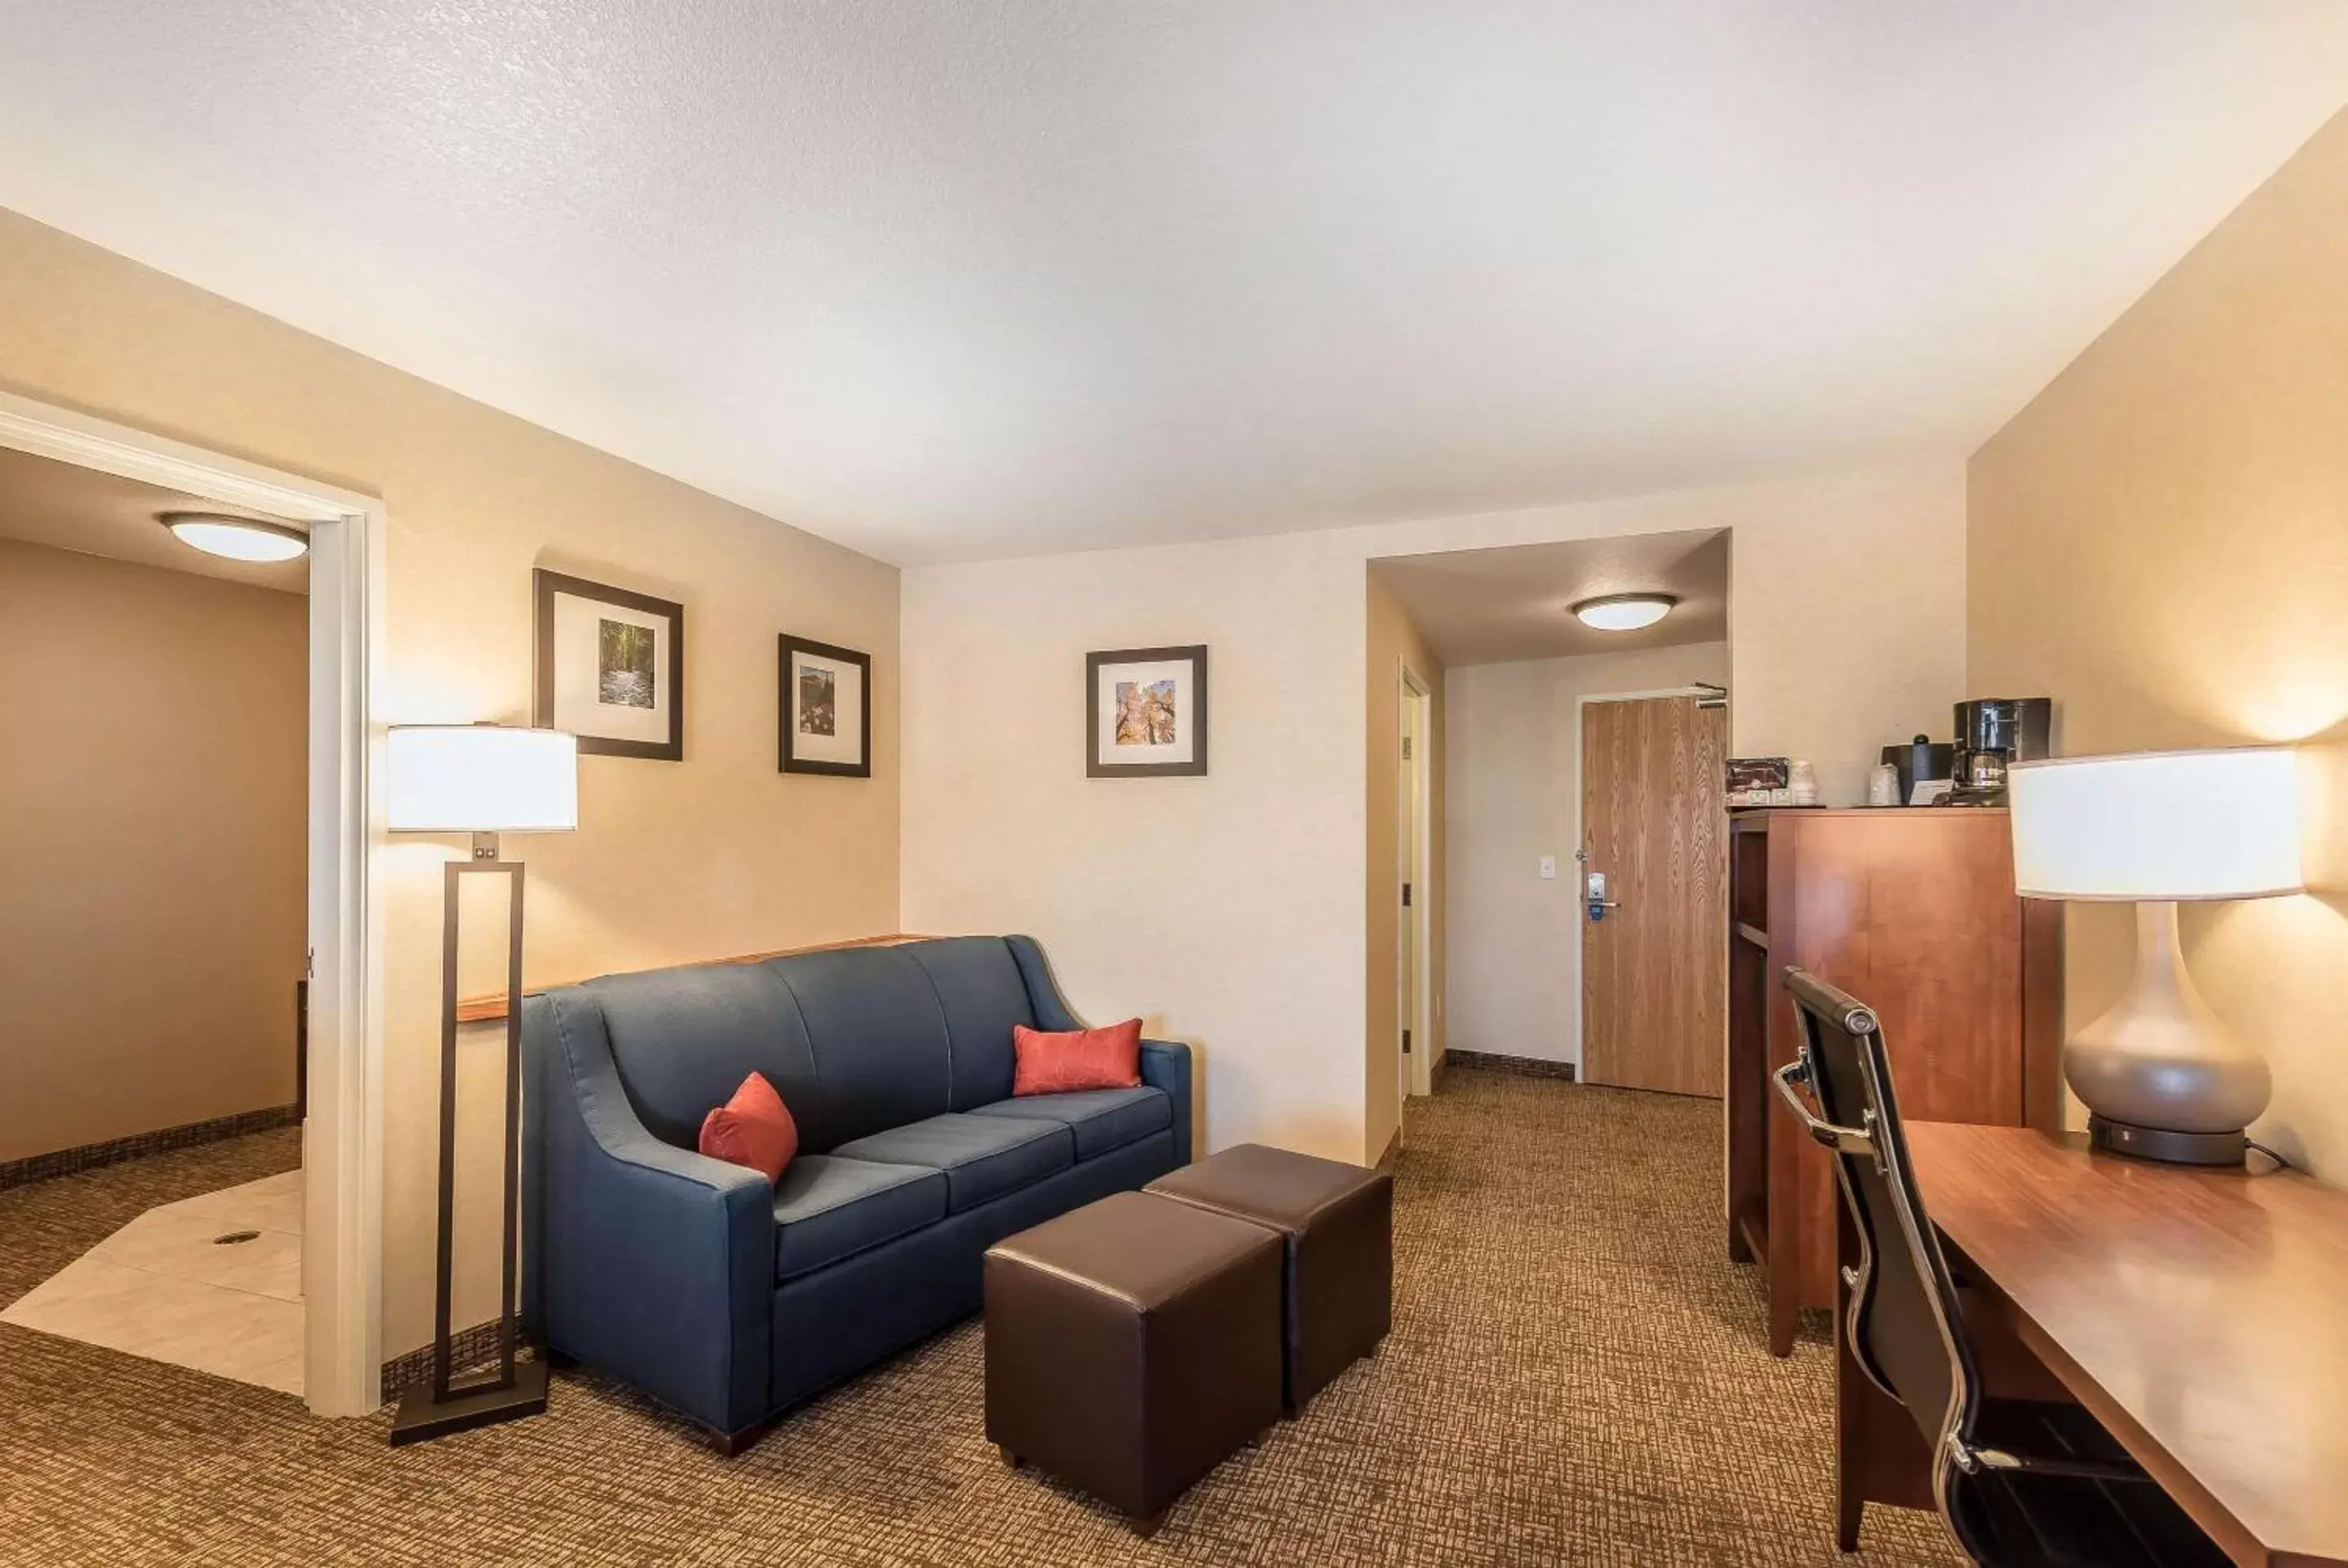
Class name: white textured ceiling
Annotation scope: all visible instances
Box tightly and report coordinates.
[1373,530,1726,666]
[0,4,2343,567]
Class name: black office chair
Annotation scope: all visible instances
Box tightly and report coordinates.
[1771,966,2226,1568]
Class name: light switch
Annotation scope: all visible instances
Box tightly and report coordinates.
[1538,855,1558,880]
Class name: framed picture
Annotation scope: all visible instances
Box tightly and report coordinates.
[533,568,685,761]
[1086,644,1208,778]
[780,634,872,777]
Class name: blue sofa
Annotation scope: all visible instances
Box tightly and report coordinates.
[520,934,1192,1449]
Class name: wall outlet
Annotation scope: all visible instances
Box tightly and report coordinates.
[1538,855,1558,880]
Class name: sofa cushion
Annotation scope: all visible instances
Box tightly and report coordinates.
[970,1086,1174,1161]
[587,963,822,1151]
[771,1155,948,1282]
[763,947,953,1149]
[903,938,1037,1110]
[831,1113,1073,1213]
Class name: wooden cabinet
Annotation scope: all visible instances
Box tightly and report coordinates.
[1724,806,2062,1355]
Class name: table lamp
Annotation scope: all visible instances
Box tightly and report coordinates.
[2008,746,2302,1167]
[385,723,578,1442]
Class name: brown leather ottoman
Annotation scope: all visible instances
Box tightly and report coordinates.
[1147,1143,1392,1411]
[984,1190,1283,1535]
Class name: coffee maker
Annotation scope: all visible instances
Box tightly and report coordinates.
[1945,698,2051,805]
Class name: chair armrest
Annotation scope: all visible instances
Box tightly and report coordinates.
[1970,1447,2154,1484]
[1141,1039,1192,1166]
[1967,1401,2160,1484]
[522,991,776,1435]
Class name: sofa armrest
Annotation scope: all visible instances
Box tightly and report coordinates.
[1005,934,1193,1165]
[522,990,776,1435]
[1141,1039,1193,1167]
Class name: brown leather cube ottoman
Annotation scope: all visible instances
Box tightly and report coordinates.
[1147,1143,1392,1411]
[984,1190,1283,1535]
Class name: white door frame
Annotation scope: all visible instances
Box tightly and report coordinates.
[1567,685,1723,1076]
[0,391,386,1418]
[1398,665,1435,1101]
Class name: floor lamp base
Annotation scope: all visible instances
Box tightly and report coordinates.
[387,1356,549,1447]
[2087,1115,2248,1168]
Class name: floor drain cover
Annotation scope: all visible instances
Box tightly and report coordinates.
[212,1230,262,1246]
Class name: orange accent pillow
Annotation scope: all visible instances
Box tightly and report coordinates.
[697,1071,798,1183]
[1012,1019,1145,1096]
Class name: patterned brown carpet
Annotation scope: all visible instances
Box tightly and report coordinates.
[0,1071,1961,1566]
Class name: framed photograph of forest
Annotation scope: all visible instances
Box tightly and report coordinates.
[1086,645,1208,778]
[779,634,872,777]
[533,568,686,761]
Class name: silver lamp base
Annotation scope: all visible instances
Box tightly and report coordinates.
[2063,901,2271,1169]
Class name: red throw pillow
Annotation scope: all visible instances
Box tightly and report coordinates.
[698,1071,798,1183]
[1012,1019,1145,1096]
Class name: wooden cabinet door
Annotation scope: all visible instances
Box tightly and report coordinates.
[1581,696,1727,1097]
[1778,811,2025,1323]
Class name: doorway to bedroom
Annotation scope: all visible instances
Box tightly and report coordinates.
[0,443,312,1394]
[0,395,381,1417]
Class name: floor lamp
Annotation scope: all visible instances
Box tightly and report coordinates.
[386,723,578,1444]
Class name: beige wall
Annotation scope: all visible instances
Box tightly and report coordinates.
[0,540,306,1160]
[901,529,1371,1165]
[903,462,1966,1169]
[1445,641,1731,1069]
[1970,109,2348,1180]
[1364,576,1444,1165]
[0,208,902,1355]
[1351,465,1968,806]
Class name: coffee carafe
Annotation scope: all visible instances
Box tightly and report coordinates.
[1945,698,2051,805]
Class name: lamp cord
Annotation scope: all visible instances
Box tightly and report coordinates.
[2246,1137,2295,1173]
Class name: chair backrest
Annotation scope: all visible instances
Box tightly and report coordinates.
[1775,967,1983,1477]
[574,935,1039,1154]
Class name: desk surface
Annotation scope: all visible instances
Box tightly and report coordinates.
[1908,1122,2348,1568]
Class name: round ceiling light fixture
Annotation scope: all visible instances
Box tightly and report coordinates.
[160,511,310,563]
[1570,592,1678,632]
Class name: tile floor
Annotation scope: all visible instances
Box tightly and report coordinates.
[0,1167,304,1394]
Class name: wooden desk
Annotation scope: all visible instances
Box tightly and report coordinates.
[1840,1122,2348,1567]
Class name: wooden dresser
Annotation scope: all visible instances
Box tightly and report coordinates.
[1725,807,2062,1354]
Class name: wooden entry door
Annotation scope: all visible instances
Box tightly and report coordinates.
[1581,696,1727,1097]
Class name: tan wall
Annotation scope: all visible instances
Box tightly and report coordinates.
[1364,575,1444,1166]
[0,208,901,1354]
[1445,641,1731,1068]
[1969,109,2348,1180]
[901,529,1371,1166]
[0,540,305,1160]
[904,464,1966,1172]
[1351,465,1968,807]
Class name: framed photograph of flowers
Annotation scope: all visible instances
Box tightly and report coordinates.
[780,634,872,777]
[533,568,685,761]
[1086,645,1208,778]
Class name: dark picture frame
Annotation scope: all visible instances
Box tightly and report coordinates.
[779,634,873,778]
[533,568,686,761]
[1086,644,1209,778]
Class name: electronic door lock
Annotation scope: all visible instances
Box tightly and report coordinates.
[1585,870,1621,922]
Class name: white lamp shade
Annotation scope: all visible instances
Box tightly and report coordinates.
[387,726,578,833]
[2009,747,2302,901]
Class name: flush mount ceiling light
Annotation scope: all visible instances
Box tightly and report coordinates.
[160,510,309,563]
[1570,592,1678,631]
